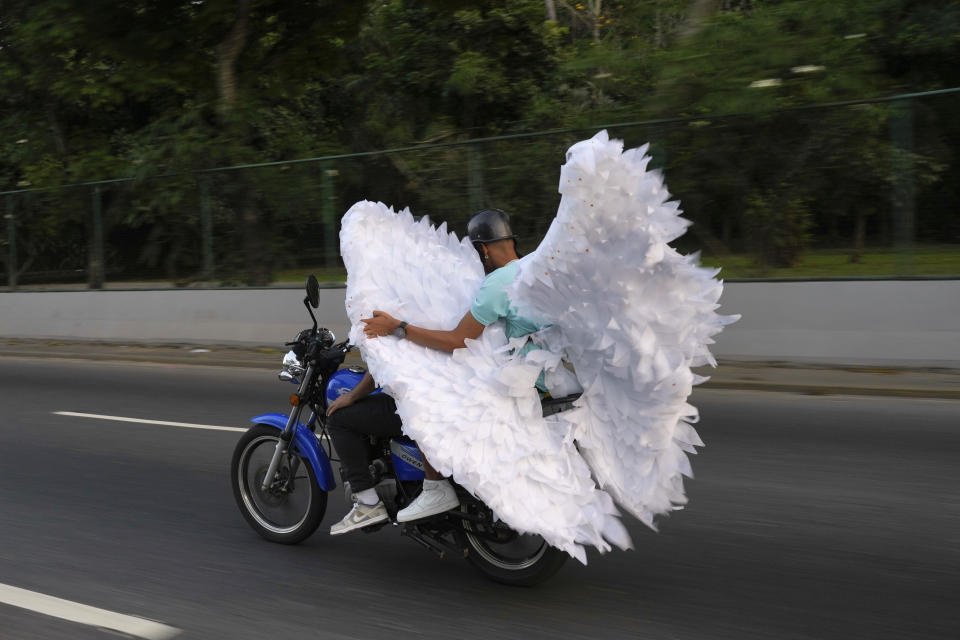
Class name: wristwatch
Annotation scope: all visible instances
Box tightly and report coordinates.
[393,321,408,339]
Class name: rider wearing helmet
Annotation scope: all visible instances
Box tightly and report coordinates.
[466,208,518,271]
[355,207,549,527]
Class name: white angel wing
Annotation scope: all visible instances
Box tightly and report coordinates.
[339,201,630,563]
[340,202,481,335]
[509,130,740,528]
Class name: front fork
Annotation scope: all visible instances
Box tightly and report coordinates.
[261,364,315,491]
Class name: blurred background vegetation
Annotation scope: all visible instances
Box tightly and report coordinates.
[0,0,958,287]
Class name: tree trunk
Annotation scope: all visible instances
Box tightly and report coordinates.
[45,101,69,156]
[588,0,602,41]
[655,9,663,48]
[215,1,270,285]
[545,0,557,21]
[88,185,105,289]
[241,197,271,285]
[721,211,733,247]
[216,0,252,119]
[563,1,578,42]
[850,210,867,263]
[677,0,723,41]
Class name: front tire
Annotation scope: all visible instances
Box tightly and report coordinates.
[231,425,327,544]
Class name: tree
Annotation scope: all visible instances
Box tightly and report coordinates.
[329,1,566,226]
[640,0,953,269]
[0,0,370,285]
[2,0,957,285]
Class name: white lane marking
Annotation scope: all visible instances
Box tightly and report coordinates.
[0,583,181,639]
[54,411,246,432]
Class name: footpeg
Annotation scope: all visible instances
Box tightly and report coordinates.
[401,526,446,559]
[400,525,467,559]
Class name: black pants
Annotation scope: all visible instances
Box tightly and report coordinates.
[326,394,403,492]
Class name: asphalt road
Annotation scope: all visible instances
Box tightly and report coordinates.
[0,357,957,640]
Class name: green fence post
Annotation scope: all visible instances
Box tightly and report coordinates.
[322,166,339,273]
[890,98,915,275]
[5,196,16,291]
[200,177,214,281]
[89,184,104,289]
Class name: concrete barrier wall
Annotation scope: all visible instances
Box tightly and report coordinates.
[0,288,353,348]
[711,281,960,366]
[2,281,958,366]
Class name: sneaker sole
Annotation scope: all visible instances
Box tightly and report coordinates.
[329,512,389,536]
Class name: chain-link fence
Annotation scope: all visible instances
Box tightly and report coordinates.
[3,89,959,290]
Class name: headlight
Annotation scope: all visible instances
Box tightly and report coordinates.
[278,350,305,383]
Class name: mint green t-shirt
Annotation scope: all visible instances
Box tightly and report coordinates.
[470,261,547,393]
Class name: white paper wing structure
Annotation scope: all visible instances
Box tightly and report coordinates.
[509,130,740,528]
[340,201,630,563]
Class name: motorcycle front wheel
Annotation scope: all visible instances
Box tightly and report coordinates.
[458,507,567,586]
[231,425,327,544]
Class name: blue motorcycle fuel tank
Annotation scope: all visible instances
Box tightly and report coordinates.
[390,438,425,480]
[325,366,383,406]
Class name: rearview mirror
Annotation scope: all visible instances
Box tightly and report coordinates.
[305,275,320,308]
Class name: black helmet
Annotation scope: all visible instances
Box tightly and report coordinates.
[467,208,516,245]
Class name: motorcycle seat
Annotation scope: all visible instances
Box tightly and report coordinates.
[540,393,581,417]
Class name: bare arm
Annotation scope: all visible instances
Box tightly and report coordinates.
[326,371,376,415]
[349,371,377,397]
[361,310,485,353]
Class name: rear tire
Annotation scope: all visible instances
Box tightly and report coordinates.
[458,506,567,586]
[231,425,327,544]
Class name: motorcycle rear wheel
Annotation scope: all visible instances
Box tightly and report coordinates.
[459,512,567,586]
[231,425,327,544]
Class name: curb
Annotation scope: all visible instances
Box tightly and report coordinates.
[0,347,363,370]
[699,380,960,401]
[2,348,958,400]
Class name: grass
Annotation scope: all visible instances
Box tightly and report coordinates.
[272,267,348,284]
[702,246,960,279]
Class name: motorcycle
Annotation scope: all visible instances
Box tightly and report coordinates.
[230,276,574,586]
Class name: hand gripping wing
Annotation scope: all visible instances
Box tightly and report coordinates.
[340,201,630,563]
[508,131,740,528]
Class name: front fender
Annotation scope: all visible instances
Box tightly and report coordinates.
[250,413,336,491]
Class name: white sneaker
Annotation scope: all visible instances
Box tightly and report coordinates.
[330,499,388,535]
[396,479,460,522]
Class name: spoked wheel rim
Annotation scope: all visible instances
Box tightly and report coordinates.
[462,510,549,571]
[237,435,313,535]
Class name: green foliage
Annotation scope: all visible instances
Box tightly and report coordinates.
[1,0,959,286]
[743,189,812,269]
[1,0,370,285]
[644,0,955,267]
[704,245,960,279]
[345,0,561,139]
